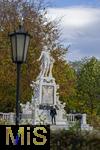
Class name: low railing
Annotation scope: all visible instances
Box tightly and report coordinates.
[0,112,10,121]
[0,112,33,124]
[66,114,77,122]
[0,112,87,125]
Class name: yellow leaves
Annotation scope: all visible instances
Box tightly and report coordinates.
[0,0,75,112]
[53,59,76,103]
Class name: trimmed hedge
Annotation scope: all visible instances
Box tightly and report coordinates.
[50,130,100,150]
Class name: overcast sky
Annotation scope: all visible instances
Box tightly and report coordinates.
[46,0,100,61]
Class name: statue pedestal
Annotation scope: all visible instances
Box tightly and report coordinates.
[38,76,57,105]
[31,76,66,125]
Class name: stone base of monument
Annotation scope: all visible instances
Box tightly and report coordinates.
[30,75,69,126]
[33,107,51,125]
[20,75,93,131]
[32,105,67,125]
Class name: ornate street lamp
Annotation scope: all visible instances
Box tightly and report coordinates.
[9,25,30,125]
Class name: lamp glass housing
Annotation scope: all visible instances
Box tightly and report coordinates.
[9,26,30,63]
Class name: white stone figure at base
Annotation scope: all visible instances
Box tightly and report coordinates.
[37,46,55,78]
[20,102,32,114]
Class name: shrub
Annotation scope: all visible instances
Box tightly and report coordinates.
[50,129,100,150]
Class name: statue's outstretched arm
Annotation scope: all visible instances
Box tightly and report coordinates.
[38,51,43,61]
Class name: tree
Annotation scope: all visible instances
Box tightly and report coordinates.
[0,0,76,112]
[76,57,100,115]
[53,57,76,105]
[69,57,89,74]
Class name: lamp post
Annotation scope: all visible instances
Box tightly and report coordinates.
[9,25,30,125]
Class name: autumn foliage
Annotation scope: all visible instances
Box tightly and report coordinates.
[0,0,76,112]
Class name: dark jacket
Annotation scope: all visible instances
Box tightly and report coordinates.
[50,108,57,116]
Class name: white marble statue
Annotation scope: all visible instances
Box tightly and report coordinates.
[37,46,55,78]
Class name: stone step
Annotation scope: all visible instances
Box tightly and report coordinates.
[50,125,68,130]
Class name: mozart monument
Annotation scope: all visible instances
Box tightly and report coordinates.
[20,46,93,130]
[30,46,67,125]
